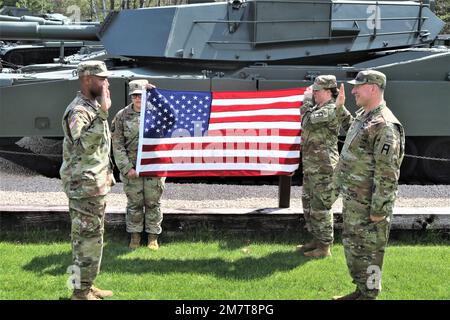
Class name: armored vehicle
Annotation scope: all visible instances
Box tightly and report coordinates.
[0,7,100,67]
[0,0,449,184]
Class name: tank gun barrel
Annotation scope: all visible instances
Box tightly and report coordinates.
[0,22,100,41]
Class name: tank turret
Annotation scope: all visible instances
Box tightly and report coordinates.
[0,0,444,63]
[96,0,445,63]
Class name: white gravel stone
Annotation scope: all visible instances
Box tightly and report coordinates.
[1,139,449,209]
[1,170,449,209]
[0,157,36,177]
[16,137,63,158]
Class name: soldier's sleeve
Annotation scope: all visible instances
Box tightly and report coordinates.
[370,124,403,217]
[111,111,134,175]
[336,105,353,132]
[300,97,314,116]
[66,107,108,155]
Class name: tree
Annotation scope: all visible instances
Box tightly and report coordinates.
[435,0,450,33]
[15,0,55,14]
[1,0,19,7]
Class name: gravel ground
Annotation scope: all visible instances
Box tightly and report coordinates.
[1,154,449,209]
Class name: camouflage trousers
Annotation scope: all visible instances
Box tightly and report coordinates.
[342,196,392,299]
[123,176,165,234]
[301,173,336,245]
[69,196,106,291]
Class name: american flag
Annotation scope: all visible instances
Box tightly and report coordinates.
[136,87,304,177]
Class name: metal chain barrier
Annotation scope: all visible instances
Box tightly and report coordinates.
[403,154,450,162]
[336,138,450,162]
[1,148,449,162]
[0,149,62,158]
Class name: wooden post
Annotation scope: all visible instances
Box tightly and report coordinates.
[278,175,292,208]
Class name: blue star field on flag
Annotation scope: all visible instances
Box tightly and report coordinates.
[143,88,212,138]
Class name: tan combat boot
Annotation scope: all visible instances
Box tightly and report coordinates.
[295,239,318,253]
[303,243,331,258]
[147,233,159,250]
[129,233,141,249]
[90,285,113,299]
[71,288,100,300]
[332,290,362,300]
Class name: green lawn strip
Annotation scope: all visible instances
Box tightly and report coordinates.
[0,230,449,300]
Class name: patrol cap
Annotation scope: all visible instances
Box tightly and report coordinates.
[348,70,386,89]
[312,75,337,91]
[129,79,149,95]
[77,60,111,78]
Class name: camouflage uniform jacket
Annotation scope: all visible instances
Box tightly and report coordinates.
[301,98,353,174]
[60,92,115,199]
[336,103,405,217]
[111,104,140,176]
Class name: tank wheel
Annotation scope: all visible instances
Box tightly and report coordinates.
[421,137,450,184]
[400,138,418,182]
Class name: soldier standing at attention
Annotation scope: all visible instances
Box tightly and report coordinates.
[60,61,115,300]
[111,80,165,250]
[296,75,353,258]
[333,70,405,300]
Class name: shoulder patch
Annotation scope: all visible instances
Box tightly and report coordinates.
[374,124,401,162]
[69,115,78,130]
[380,142,392,155]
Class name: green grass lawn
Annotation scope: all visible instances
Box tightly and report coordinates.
[0,230,449,300]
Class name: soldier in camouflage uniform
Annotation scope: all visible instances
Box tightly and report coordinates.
[111,80,165,250]
[333,70,405,300]
[296,75,353,258]
[60,61,116,300]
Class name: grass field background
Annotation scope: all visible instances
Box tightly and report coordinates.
[0,229,449,300]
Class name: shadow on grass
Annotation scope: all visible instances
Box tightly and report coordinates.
[22,242,311,281]
[112,250,310,280]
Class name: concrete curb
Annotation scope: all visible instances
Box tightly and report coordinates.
[1,205,449,231]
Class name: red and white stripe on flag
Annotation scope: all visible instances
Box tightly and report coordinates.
[137,87,305,177]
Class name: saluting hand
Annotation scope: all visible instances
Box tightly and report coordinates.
[145,83,156,90]
[100,79,111,112]
[126,168,139,179]
[336,83,345,108]
[304,85,313,101]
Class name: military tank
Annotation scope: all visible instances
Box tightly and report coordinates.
[0,7,100,67]
[0,0,449,184]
